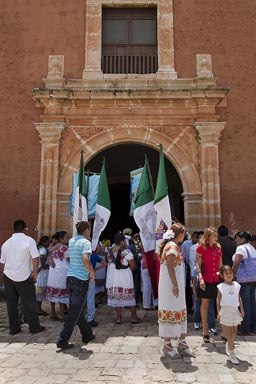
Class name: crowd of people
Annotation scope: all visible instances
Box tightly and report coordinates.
[1,219,256,365]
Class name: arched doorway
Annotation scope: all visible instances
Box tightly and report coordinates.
[86,143,183,241]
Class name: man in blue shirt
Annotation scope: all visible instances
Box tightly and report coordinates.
[57,221,95,350]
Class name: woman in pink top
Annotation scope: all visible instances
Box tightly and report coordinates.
[196,228,222,342]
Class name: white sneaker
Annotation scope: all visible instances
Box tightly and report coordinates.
[209,328,218,335]
[194,322,200,330]
[228,352,239,365]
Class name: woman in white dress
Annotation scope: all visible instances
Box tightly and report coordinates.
[158,223,193,358]
[106,232,140,324]
[36,236,51,315]
[46,231,69,320]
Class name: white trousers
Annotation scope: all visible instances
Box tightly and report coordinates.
[141,268,158,309]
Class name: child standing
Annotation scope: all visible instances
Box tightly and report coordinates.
[217,265,244,365]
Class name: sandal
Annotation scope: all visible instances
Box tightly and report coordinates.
[177,342,194,357]
[115,319,122,324]
[203,335,210,343]
[163,344,180,359]
[131,318,141,324]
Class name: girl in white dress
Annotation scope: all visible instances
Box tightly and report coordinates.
[158,223,193,358]
[106,233,140,324]
[217,265,244,365]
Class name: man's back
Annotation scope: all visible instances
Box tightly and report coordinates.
[218,236,236,266]
[1,233,38,281]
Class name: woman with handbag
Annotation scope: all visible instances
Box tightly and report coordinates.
[232,231,256,335]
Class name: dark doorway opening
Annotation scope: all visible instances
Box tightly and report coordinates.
[86,143,183,242]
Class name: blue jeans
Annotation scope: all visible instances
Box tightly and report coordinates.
[193,297,215,329]
[87,281,95,322]
[58,277,92,343]
[239,282,256,334]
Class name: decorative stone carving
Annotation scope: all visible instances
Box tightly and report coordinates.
[47,55,64,79]
[196,54,213,78]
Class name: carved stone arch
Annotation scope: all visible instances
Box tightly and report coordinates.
[59,126,201,197]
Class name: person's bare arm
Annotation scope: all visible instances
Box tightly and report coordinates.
[239,294,244,318]
[216,289,222,321]
[196,252,205,291]
[128,259,136,271]
[166,254,179,297]
[232,254,243,278]
[95,259,108,271]
[30,257,39,282]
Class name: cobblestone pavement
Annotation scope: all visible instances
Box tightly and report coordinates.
[0,299,255,384]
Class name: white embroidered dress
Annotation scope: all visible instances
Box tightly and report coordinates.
[158,241,187,338]
[106,248,136,307]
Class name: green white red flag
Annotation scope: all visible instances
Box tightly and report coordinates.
[134,155,158,298]
[91,161,111,251]
[73,151,88,236]
[154,146,172,258]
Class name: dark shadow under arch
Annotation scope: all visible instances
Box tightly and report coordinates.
[86,143,183,241]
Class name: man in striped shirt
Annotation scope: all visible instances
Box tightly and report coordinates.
[57,221,95,350]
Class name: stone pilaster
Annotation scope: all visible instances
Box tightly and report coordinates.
[35,122,65,237]
[195,122,226,228]
[82,1,103,79]
[156,0,177,79]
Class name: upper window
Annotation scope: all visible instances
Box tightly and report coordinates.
[102,8,157,74]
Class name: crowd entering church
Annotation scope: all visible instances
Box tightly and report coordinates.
[1,219,256,365]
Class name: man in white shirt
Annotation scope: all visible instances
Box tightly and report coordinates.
[0,220,45,335]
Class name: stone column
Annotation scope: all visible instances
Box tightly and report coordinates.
[195,122,226,228]
[156,0,177,79]
[82,1,103,79]
[35,122,65,237]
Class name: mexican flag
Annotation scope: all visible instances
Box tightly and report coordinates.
[73,151,88,236]
[91,161,111,251]
[154,145,172,259]
[134,155,158,298]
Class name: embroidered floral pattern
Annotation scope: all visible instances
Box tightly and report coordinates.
[158,309,187,324]
[46,286,69,299]
[161,244,182,267]
[107,287,135,302]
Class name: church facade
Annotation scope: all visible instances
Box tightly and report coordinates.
[1,0,255,242]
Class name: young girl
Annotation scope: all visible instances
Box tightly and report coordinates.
[217,265,244,365]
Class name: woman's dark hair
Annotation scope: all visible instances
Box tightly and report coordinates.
[37,236,50,247]
[159,223,186,257]
[56,231,67,241]
[76,221,90,235]
[114,232,125,245]
[235,231,252,242]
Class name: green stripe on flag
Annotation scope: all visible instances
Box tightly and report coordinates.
[97,161,111,210]
[154,146,168,205]
[134,155,154,208]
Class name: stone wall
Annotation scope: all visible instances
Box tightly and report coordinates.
[0,0,255,244]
